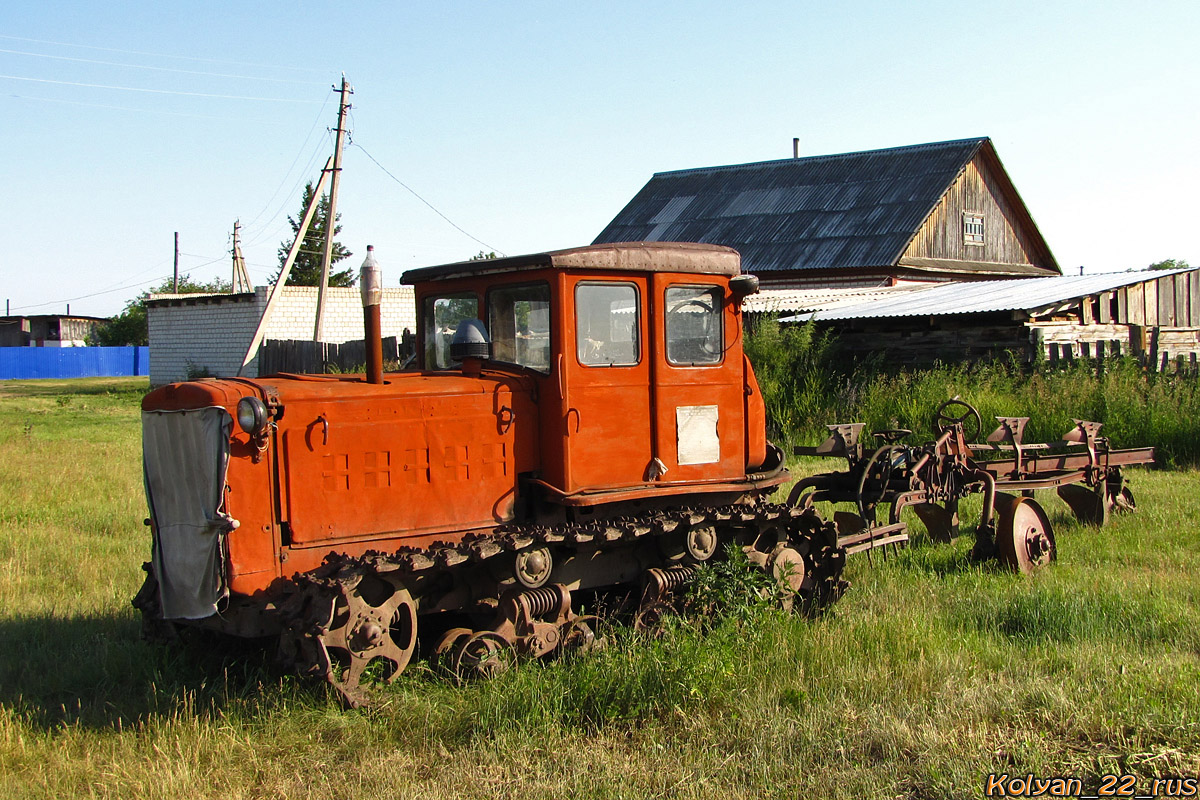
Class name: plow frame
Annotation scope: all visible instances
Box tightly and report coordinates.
[788,399,1154,572]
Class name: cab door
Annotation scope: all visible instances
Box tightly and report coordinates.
[649,274,745,482]
[554,274,653,494]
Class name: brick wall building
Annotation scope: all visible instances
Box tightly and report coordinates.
[146,286,416,385]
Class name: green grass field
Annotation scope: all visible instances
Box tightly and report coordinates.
[1,378,1198,799]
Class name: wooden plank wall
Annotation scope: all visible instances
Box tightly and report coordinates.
[259,335,411,376]
[1111,270,1198,328]
[904,154,1050,270]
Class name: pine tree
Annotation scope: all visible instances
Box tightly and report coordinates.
[272,181,354,286]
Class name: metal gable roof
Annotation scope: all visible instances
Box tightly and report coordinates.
[594,138,989,273]
[780,268,1194,322]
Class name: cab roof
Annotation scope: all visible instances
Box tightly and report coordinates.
[400,242,742,285]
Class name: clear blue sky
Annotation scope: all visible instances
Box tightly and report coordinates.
[3,1,1197,317]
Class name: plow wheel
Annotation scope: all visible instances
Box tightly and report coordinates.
[856,444,899,520]
[315,571,418,707]
[995,496,1056,574]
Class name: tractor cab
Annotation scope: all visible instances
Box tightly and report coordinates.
[401,242,772,502]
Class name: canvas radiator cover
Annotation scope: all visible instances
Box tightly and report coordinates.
[142,407,235,620]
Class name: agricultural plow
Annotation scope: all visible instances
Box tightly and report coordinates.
[788,398,1155,573]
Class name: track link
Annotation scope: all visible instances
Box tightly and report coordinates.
[228,502,845,706]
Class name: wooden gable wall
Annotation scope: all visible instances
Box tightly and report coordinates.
[900,150,1056,275]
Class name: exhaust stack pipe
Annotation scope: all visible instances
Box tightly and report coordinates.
[359,245,384,384]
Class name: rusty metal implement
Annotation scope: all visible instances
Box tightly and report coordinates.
[789,398,1153,573]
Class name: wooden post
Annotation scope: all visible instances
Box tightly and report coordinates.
[237,158,333,376]
[314,76,353,342]
[173,232,180,293]
[232,221,252,293]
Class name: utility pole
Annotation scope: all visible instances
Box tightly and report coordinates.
[238,158,333,375]
[314,75,352,342]
[173,231,180,293]
[231,221,252,293]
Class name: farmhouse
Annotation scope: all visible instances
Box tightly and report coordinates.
[595,137,1059,290]
[598,137,1200,367]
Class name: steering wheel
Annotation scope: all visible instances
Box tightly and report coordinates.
[668,298,721,356]
[933,398,982,443]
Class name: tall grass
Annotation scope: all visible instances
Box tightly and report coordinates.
[3,378,1199,799]
[745,315,1200,466]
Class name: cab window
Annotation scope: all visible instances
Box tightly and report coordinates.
[665,285,723,365]
[488,283,551,373]
[575,282,639,367]
[422,292,479,369]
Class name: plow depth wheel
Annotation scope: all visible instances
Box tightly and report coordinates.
[996,496,1056,573]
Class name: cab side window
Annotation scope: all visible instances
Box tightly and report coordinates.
[488,283,551,373]
[422,293,479,369]
[575,282,639,367]
[665,285,723,365]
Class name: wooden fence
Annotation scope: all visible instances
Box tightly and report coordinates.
[258,333,414,376]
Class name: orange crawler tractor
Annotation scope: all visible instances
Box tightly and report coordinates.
[135,242,845,704]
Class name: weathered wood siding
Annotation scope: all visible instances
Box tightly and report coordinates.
[828,314,1029,367]
[902,152,1053,270]
[1101,270,1198,327]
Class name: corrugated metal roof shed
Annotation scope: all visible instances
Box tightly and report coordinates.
[781,268,1192,322]
[742,285,926,315]
[595,138,988,273]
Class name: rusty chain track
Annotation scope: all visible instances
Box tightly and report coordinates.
[268,501,846,705]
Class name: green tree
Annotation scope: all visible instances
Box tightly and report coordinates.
[89,275,231,346]
[1148,258,1190,271]
[272,181,354,286]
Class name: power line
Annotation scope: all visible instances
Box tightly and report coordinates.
[239,93,335,234]
[0,33,325,73]
[11,251,237,313]
[6,92,278,121]
[0,73,324,103]
[8,274,176,313]
[241,133,333,249]
[351,142,506,256]
[0,47,316,84]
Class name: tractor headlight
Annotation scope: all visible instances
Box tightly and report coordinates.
[236,397,269,435]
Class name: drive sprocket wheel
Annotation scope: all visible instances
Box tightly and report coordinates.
[313,569,418,707]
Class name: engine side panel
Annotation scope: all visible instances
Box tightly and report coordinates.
[280,386,535,545]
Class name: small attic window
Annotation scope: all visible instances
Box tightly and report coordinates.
[963,212,985,246]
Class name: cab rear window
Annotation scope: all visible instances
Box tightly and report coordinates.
[665,285,723,365]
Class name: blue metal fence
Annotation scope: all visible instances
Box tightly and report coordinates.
[0,347,150,380]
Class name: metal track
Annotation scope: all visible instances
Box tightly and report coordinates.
[268,500,847,705]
